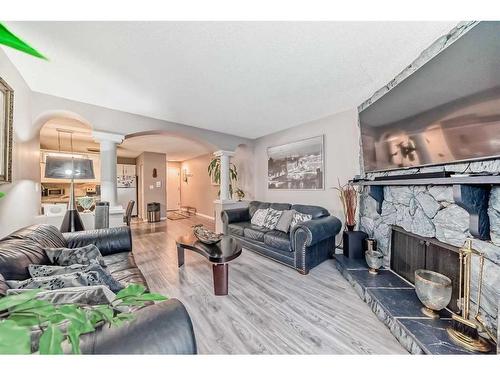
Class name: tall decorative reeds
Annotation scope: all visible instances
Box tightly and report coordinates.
[333,179,359,230]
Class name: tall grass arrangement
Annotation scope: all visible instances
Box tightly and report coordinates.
[333,180,359,229]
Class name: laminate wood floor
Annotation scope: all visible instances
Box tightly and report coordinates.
[130,216,407,354]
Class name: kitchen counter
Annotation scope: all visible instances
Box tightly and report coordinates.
[41,195,101,204]
[34,205,125,230]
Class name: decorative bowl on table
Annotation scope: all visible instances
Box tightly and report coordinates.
[76,196,95,213]
[365,250,384,275]
[414,269,452,319]
[192,225,223,245]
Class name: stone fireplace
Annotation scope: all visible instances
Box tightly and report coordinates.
[351,20,498,349]
[358,159,500,340]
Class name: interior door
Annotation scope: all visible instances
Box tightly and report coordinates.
[167,165,181,211]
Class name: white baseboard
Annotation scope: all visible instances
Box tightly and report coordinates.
[196,212,215,221]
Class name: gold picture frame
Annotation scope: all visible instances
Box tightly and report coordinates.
[0,76,13,184]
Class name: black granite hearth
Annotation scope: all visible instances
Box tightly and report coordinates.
[334,254,493,354]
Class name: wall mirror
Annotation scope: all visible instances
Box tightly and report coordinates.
[0,77,13,184]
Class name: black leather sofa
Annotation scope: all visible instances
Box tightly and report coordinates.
[222,201,342,274]
[0,224,197,354]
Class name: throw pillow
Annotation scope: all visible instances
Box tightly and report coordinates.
[290,211,313,229]
[29,261,123,292]
[262,208,283,230]
[275,210,294,233]
[29,262,91,277]
[250,208,269,227]
[7,285,117,306]
[0,273,8,297]
[45,244,105,267]
[7,271,107,291]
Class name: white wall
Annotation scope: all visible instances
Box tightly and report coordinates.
[232,143,255,201]
[0,49,40,238]
[253,109,360,224]
[32,92,250,152]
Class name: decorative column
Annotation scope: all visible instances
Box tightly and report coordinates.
[92,131,124,208]
[213,150,235,202]
[213,150,247,234]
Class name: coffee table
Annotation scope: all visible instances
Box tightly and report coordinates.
[176,233,242,295]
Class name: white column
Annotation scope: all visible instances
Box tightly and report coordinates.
[93,131,124,208]
[213,150,235,202]
[213,150,236,234]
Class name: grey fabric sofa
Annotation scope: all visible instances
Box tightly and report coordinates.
[222,201,342,274]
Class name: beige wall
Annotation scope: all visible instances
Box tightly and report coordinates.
[166,161,180,211]
[136,152,167,219]
[167,161,181,169]
[253,109,360,227]
[0,49,40,238]
[180,153,218,219]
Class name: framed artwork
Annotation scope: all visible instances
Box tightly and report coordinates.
[0,76,13,184]
[267,135,324,190]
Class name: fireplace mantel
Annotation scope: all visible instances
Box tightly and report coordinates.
[352,175,500,186]
[353,175,499,241]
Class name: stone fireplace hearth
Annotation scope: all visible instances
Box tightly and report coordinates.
[358,159,500,342]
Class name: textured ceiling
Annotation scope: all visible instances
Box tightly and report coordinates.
[4,21,458,138]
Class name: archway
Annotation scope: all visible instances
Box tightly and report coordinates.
[124,130,219,154]
[37,111,98,221]
[122,130,220,220]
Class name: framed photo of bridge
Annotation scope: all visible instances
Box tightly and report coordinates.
[267,135,324,190]
[0,76,13,184]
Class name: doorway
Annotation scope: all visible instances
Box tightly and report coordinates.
[167,164,181,211]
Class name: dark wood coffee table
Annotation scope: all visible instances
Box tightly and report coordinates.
[176,233,242,295]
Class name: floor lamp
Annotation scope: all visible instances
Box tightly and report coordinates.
[44,155,95,232]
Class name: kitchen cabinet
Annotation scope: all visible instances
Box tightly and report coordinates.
[118,164,136,178]
[125,164,136,177]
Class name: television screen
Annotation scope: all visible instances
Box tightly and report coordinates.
[359,22,500,172]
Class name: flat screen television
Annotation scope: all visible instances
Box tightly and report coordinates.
[359,22,500,172]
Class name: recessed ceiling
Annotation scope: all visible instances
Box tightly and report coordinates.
[4,21,458,138]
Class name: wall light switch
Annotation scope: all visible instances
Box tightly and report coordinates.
[149,185,154,190]
[156,181,161,188]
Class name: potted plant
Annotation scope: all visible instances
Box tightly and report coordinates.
[234,188,245,201]
[208,158,244,200]
[0,23,46,59]
[0,284,166,354]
